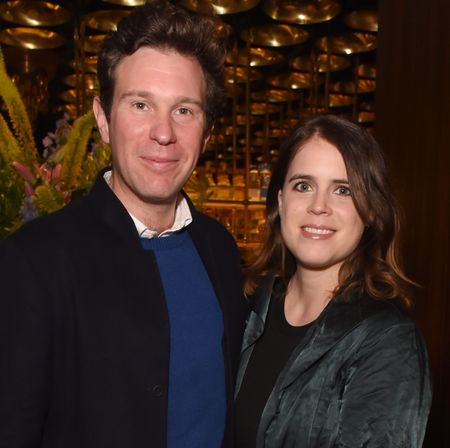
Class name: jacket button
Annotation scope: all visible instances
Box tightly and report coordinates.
[151,384,163,397]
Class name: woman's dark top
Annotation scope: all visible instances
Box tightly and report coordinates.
[235,287,314,447]
[234,277,432,448]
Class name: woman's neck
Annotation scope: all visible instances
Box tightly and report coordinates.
[284,265,340,326]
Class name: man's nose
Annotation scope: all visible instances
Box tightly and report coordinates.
[149,113,176,145]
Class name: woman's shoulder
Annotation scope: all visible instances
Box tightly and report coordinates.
[339,291,425,352]
[328,288,420,344]
[357,292,414,327]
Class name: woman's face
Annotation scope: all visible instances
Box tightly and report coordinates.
[278,135,365,275]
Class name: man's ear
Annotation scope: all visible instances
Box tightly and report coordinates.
[201,126,212,154]
[93,96,110,144]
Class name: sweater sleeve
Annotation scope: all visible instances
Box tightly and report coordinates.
[0,236,52,448]
[334,320,432,448]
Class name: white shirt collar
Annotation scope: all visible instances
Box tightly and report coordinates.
[103,170,193,239]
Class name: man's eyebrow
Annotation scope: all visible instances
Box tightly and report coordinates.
[118,90,152,101]
[118,90,204,107]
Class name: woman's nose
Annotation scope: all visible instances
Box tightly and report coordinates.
[307,191,331,215]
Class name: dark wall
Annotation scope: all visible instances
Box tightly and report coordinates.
[375,0,450,445]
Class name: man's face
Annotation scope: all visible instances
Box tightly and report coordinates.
[94,47,209,218]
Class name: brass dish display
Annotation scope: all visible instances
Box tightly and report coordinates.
[225,66,262,83]
[224,125,245,135]
[344,9,378,32]
[264,0,340,24]
[243,136,277,147]
[290,53,350,72]
[0,0,71,27]
[181,0,260,15]
[220,114,263,126]
[254,128,288,138]
[330,79,376,94]
[1,45,57,78]
[236,102,281,115]
[210,18,233,38]
[241,23,309,47]
[251,89,301,102]
[0,27,65,49]
[267,71,315,90]
[315,32,377,54]
[358,111,375,123]
[59,89,77,103]
[69,56,98,74]
[355,63,377,79]
[83,34,107,53]
[101,0,145,5]
[328,93,354,108]
[300,106,327,117]
[59,88,96,103]
[225,83,245,97]
[84,10,131,32]
[270,117,300,129]
[84,55,98,74]
[56,103,77,119]
[226,47,284,67]
[63,74,98,90]
[359,101,374,112]
[306,93,354,108]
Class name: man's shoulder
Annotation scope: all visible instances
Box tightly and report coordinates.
[3,193,91,250]
[193,210,236,243]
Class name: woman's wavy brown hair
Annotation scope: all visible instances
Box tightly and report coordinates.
[245,114,415,308]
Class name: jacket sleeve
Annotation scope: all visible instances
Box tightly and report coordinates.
[0,236,52,447]
[334,320,432,448]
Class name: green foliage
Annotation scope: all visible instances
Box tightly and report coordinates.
[33,184,66,215]
[58,111,96,190]
[0,164,23,239]
[0,46,111,238]
[0,113,25,164]
[0,47,36,165]
[78,137,111,192]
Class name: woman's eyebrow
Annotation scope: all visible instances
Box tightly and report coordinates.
[287,174,349,184]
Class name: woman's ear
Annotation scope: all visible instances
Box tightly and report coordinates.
[278,189,283,214]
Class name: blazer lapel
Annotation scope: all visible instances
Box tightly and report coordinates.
[235,277,275,396]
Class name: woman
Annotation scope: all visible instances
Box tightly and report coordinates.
[235,115,432,447]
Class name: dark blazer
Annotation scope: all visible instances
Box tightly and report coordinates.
[0,174,248,448]
[236,278,432,448]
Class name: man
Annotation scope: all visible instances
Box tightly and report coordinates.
[0,2,247,447]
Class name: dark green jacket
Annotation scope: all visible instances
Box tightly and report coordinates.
[236,278,432,447]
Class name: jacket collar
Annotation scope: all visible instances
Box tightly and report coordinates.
[238,277,366,394]
[86,170,198,248]
[278,290,364,389]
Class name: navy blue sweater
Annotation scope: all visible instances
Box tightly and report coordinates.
[141,231,225,448]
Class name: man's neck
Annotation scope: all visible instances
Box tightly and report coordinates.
[105,171,179,234]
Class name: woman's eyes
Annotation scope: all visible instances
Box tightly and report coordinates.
[293,182,352,196]
[294,181,312,192]
[334,185,351,196]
